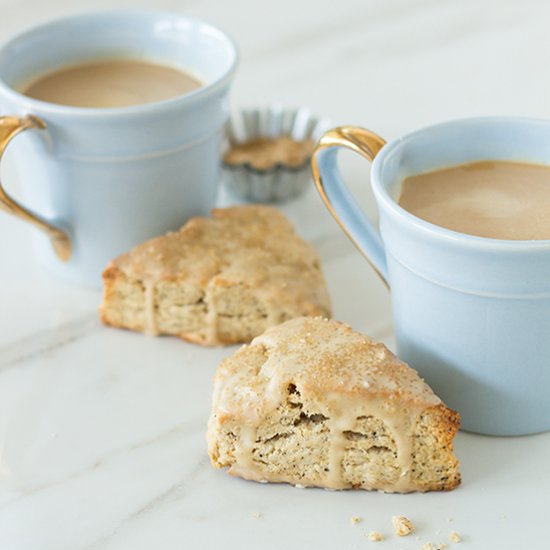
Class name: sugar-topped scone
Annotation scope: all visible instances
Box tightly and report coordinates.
[100,206,331,346]
[207,317,460,492]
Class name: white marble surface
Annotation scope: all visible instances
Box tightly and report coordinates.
[1,1,550,548]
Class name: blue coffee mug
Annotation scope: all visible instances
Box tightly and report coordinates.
[0,11,238,285]
[312,119,550,436]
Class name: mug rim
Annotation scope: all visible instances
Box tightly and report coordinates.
[371,116,550,250]
[0,9,239,119]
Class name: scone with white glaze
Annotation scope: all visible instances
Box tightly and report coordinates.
[100,206,331,346]
[207,317,460,492]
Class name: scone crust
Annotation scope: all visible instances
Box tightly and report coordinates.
[207,317,460,492]
[100,206,331,345]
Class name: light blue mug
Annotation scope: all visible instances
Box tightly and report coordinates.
[311,119,550,436]
[0,11,238,285]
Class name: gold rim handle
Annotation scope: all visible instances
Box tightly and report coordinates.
[0,116,71,261]
[311,126,388,286]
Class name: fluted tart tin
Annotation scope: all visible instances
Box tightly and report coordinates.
[223,106,330,202]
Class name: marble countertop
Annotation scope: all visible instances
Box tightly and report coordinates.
[1,0,550,548]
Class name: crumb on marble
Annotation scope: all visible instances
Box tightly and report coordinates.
[449,531,460,543]
[251,512,262,519]
[421,543,447,550]
[368,531,384,542]
[392,515,414,536]
[350,516,362,525]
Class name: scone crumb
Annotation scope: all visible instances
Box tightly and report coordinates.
[392,515,414,536]
[449,531,461,543]
[350,516,362,525]
[250,512,262,519]
[368,531,384,542]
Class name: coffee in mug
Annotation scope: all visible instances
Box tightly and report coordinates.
[20,59,203,108]
[399,160,550,240]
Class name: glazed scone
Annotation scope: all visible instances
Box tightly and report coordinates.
[100,206,331,346]
[207,317,460,492]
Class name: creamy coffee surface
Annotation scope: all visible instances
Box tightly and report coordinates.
[20,59,202,108]
[399,160,550,240]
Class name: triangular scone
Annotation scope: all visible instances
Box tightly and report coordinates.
[100,206,331,346]
[207,317,460,492]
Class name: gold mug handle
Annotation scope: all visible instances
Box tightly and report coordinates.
[311,126,388,287]
[0,116,71,261]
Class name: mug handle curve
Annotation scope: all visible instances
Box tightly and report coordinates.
[311,126,389,287]
[0,115,72,261]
